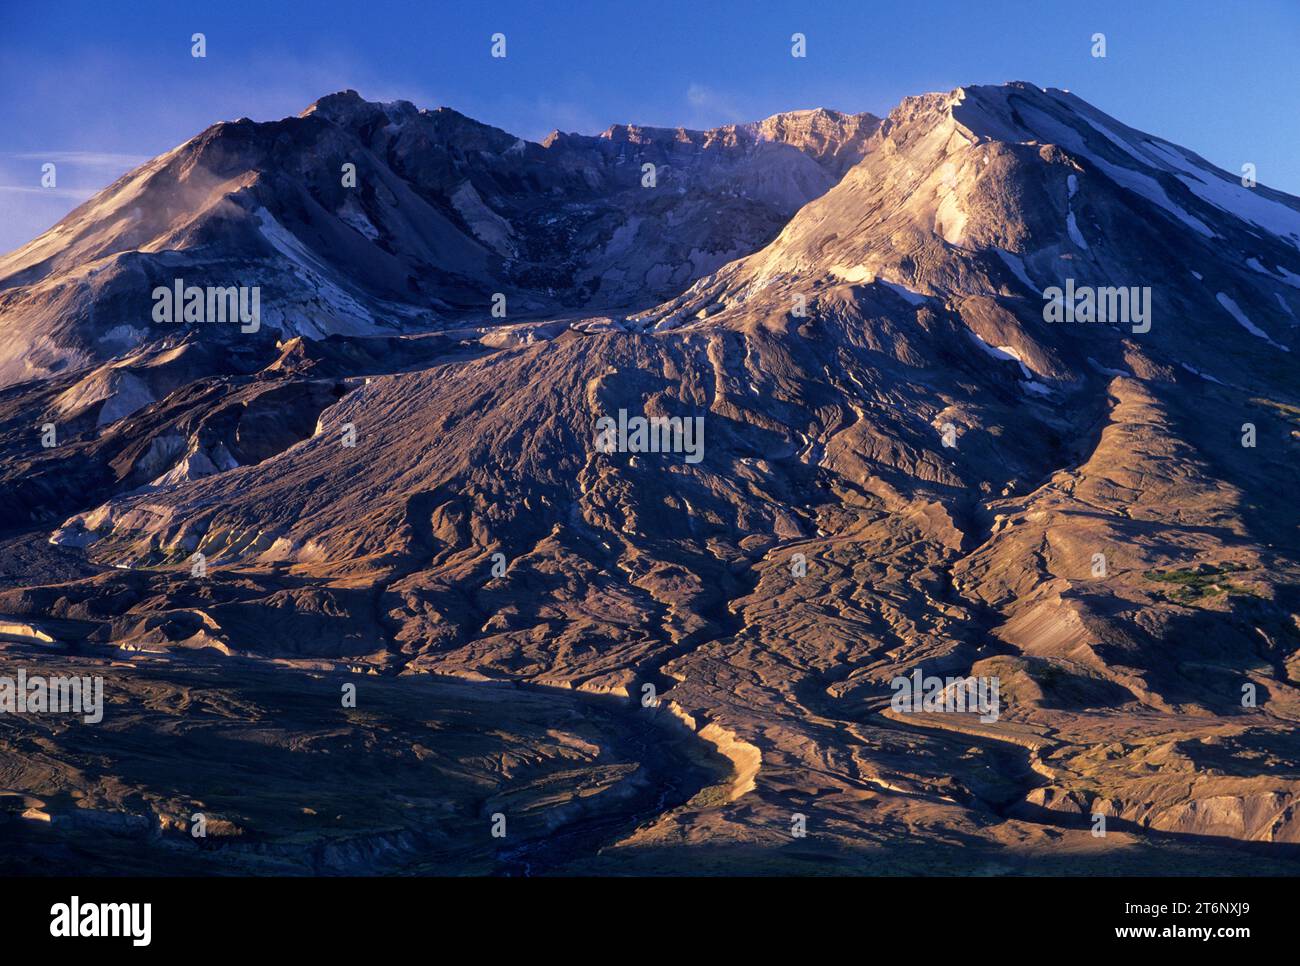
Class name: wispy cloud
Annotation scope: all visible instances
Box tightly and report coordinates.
[684,83,749,127]
[5,151,150,167]
[0,185,97,199]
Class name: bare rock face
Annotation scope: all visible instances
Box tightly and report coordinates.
[2,83,1300,875]
[0,90,878,386]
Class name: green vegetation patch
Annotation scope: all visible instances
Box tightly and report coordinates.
[1142,562,1253,603]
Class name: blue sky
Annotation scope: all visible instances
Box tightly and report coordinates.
[2,0,1298,252]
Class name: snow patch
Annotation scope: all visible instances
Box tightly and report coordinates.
[1275,265,1300,289]
[878,278,929,306]
[337,196,380,241]
[1216,292,1289,351]
[1180,362,1226,385]
[1087,357,1131,377]
[993,248,1039,294]
[1146,141,1300,248]
[966,330,1035,378]
[1014,101,1216,238]
[1066,210,1089,250]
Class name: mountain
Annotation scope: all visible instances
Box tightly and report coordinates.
[3,84,1300,874]
[652,84,1300,384]
[0,90,878,387]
